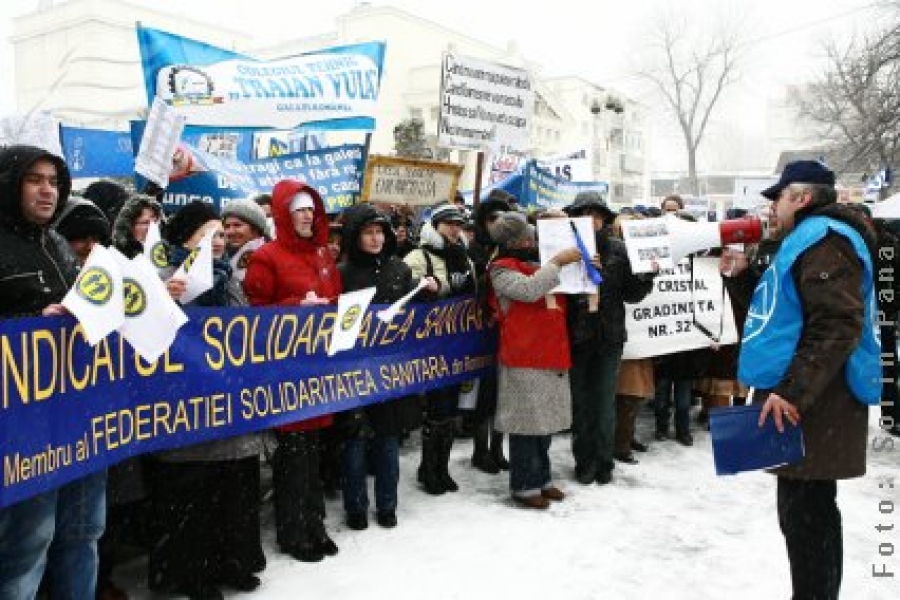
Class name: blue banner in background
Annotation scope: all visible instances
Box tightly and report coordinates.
[521,161,609,210]
[459,161,608,209]
[129,121,364,214]
[136,26,386,131]
[0,297,497,509]
[60,127,134,179]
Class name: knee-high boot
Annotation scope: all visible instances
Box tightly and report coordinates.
[417,421,446,495]
[471,417,499,474]
[435,419,459,492]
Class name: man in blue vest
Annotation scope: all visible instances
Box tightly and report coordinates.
[732,160,880,600]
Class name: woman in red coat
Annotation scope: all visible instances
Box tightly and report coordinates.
[244,179,342,563]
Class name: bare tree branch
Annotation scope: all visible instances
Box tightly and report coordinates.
[637,11,741,194]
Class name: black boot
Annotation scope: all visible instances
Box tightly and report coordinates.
[417,421,445,495]
[489,430,509,471]
[471,418,499,474]
[435,419,459,492]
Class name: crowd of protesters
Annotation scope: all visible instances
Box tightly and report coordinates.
[0,145,896,600]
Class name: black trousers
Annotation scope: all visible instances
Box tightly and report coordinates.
[271,431,327,550]
[148,456,264,592]
[777,477,842,600]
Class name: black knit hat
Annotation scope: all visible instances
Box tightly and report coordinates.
[55,199,111,245]
[164,200,220,247]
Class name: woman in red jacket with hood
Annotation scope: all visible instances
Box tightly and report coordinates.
[244,179,342,563]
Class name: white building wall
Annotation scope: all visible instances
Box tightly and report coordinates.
[12,0,249,128]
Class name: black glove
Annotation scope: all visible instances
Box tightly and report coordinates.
[449,271,473,294]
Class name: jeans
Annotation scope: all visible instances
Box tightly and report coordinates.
[654,376,693,436]
[0,470,107,600]
[508,434,552,496]
[778,478,842,600]
[342,436,399,514]
[570,344,623,472]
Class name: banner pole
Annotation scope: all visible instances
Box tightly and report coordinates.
[472,151,484,209]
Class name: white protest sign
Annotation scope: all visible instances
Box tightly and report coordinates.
[329,287,378,356]
[438,53,534,153]
[733,177,777,210]
[622,257,738,359]
[0,111,63,157]
[621,217,674,274]
[536,217,596,295]
[173,226,215,304]
[113,251,189,363]
[62,245,125,345]
[135,97,187,189]
[681,195,711,219]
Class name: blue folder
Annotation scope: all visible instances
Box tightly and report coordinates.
[709,404,805,475]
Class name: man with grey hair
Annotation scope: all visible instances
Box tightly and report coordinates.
[731,160,880,599]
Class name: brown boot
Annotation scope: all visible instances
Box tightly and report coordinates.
[540,486,565,501]
[513,495,550,509]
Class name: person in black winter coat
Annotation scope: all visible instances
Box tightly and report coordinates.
[338,203,437,529]
[466,189,514,474]
[0,145,107,600]
[564,191,655,486]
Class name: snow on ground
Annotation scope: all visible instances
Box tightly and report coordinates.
[120,409,899,599]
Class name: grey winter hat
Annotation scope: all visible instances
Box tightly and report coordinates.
[222,198,268,236]
[488,211,529,245]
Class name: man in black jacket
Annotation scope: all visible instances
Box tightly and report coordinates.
[564,192,655,485]
[0,145,106,599]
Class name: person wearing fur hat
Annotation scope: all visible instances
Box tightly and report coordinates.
[111,194,164,259]
[54,196,111,265]
[563,191,656,486]
[147,200,265,599]
[486,211,582,508]
[243,180,342,563]
[337,203,437,530]
[465,188,515,474]
[404,202,476,494]
[0,145,107,600]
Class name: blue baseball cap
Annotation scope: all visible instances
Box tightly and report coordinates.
[762,160,835,200]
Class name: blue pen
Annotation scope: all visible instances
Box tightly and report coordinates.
[570,221,603,284]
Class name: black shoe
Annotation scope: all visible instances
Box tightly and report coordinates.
[316,534,339,556]
[471,450,500,474]
[376,510,397,528]
[575,463,597,485]
[219,571,261,592]
[284,543,324,563]
[346,511,369,531]
[675,432,694,447]
[654,429,670,442]
[614,452,639,465]
[440,472,459,493]
[630,440,649,453]
[596,470,613,485]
